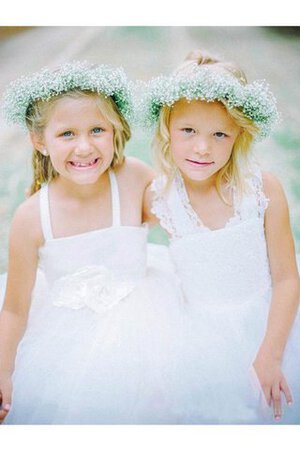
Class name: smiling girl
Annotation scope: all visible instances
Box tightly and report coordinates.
[0,62,183,424]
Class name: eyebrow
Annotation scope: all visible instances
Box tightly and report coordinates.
[174,122,234,132]
[172,121,196,127]
[56,121,108,129]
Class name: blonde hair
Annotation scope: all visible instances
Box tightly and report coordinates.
[26,90,131,195]
[153,50,260,203]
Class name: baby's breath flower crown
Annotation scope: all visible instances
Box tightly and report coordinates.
[2,61,133,127]
[139,65,279,139]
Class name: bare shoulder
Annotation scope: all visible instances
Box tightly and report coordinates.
[10,191,43,247]
[262,171,285,195]
[261,171,292,233]
[5,192,42,315]
[12,191,40,226]
[261,171,288,207]
[117,157,155,187]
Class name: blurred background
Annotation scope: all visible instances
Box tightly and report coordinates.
[0,26,299,272]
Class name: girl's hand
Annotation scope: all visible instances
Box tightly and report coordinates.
[0,374,12,424]
[253,352,293,421]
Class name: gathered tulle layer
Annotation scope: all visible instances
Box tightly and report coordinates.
[1,252,300,424]
[173,293,300,424]
[2,246,186,425]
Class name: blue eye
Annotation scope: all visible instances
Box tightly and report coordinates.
[92,127,104,134]
[214,132,227,139]
[182,128,195,134]
[61,130,73,137]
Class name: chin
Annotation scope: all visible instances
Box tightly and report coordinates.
[71,168,109,185]
[72,175,102,185]
[181,170,213,182]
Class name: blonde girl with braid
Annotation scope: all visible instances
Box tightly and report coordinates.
[0,62,183,425]
[27,88,130,195]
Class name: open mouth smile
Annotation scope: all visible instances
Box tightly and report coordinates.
[68,158,100,169]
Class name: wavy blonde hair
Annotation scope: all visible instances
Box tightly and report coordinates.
[26,90,131,195]
[152,50,260,203]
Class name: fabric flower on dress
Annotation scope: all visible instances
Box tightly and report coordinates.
[51,265,136,314]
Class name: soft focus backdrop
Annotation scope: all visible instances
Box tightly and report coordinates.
[0,26,299,272]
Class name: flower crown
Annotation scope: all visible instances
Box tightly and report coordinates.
[138,65,279,139]
[2,61,133,128]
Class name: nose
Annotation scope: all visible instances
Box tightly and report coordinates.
[193,136,210,155]
[74,135,93,156]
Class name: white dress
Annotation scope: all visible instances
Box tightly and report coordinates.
[1,170,184,424]
[151,169,300,424]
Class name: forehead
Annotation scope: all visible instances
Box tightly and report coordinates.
[50,95,100,115]
[46,95,111,125]
[170,98,235,127]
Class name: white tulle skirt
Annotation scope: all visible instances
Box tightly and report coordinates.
[173,285,300,425]
[1,252,299,424]
[1,244,185,425]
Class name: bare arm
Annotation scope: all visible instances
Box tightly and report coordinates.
[125,154,160,226]
[253,172,299,419]
[0,200,41,420]
[260,172,299,358]
[120,156,158,225]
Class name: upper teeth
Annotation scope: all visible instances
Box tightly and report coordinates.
[72,159,96,167]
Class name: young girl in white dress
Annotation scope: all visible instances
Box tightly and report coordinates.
[143,50,300,424]
[0,62,183,424]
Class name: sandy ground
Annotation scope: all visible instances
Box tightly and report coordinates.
[0,26,299,271]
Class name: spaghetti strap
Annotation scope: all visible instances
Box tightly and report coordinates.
[39,184,54,240]
[108,169,121,227]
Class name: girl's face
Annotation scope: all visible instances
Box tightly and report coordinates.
[169,99,240,184]
[33,96,115,186]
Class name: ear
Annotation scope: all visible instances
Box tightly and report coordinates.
[30,132,48,155]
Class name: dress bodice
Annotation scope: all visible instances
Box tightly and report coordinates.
[151,169,272,307]
[37,170,147,313]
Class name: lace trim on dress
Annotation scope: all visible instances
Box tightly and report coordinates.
[174,173,203,230]
[250,170,270,218]
[151,167,269,240]
[175,171,242,233]
[150,176,178,237]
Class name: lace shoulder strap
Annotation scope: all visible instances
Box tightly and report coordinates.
[244,167,269,219]
[151,173,201,239]
[150,175,177,237]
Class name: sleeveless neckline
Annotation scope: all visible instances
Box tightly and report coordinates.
[175,171,241,232]
[151,166,269,240]
[39,169,146,242]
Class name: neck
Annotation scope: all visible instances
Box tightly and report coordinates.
[180,170,218,195]
[179,170,233,205]
[51,170,110,201]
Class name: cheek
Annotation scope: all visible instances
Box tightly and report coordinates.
[47,155,61,174]
[47,142,70,166]
[220,143,235,162]
[170,134,186,158]
[169,142,181,162]
[102,133,115,150]
[48,150,64,167]
[215,136,234,151]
